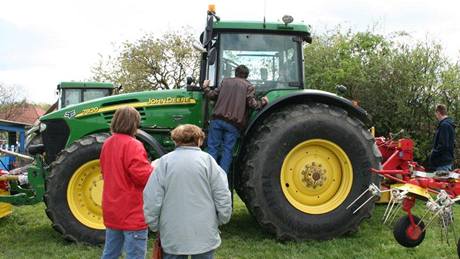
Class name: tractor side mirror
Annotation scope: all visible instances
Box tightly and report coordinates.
[186,77,194,86]
[113,84,123,94]
[186,76,201,91]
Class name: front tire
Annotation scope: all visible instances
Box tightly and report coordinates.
[240,103,381,240]
[45,134,109,244]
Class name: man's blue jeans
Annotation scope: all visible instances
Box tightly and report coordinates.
[207,119,240,174]
[101,228,148,259]
[435,164,453,171]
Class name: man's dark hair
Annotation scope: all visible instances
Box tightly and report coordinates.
[436,104,448,116]
[235,65,249,79]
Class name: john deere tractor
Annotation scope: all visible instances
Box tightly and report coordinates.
[0,7,380,244]
[56,81,116,110]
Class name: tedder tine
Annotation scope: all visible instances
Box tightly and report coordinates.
[383,189,407,225]
[387,203,402,226]
[347,183,383,214]
[382,196,396,223]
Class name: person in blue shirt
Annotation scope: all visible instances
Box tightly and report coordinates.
[430,104,456,171]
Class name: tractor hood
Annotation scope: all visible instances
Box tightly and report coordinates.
[40,89,198,122]
[38,88,203,146]
[33,88,203,163]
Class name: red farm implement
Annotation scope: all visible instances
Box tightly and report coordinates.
[349,134,460,255]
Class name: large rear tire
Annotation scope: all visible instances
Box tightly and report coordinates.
[45,134,109,244]
[240,103,381,240]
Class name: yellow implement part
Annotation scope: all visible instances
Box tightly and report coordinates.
[0,190,12,218]
[376,190,391,203]
[391,183,431,199]
[280,139,353,214]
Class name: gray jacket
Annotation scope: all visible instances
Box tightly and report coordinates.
[143,146,232,255]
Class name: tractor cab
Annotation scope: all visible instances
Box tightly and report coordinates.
[197,7,311,95]
[211,32,304,92]
[57,82,115,109]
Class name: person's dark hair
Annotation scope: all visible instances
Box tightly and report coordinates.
[110,106,140,136]
[235,65,249,79]
[436,104,448,116]
[171,124,205,146]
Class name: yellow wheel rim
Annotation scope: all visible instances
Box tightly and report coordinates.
[280,139,353,214]
[67,159,104,230]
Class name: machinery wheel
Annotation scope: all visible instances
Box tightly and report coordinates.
[393,215,426,247]
[44,134,109,244]
[239,103,381,240]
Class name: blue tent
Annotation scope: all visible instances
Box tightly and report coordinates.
[0,119,29,170]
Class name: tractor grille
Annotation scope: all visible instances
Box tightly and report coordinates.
[102,107,147,125]
[41,119,70,164]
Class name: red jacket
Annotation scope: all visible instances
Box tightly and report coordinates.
[100,133,153,230]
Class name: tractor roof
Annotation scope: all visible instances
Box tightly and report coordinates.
[213,20,311,40]
[57,82,115,89]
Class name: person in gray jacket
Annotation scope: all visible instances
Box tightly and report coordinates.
[143,124,232,259]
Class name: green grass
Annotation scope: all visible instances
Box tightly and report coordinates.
[0,197,458,259]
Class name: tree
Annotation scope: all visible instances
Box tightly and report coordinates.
[304,28,460,163]
[92,29,200,92]
[0,82,27,121]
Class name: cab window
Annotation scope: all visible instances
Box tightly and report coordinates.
[218,33,301,91]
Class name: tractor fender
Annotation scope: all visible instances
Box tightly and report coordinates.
[135,129,167,157]
[245,89,371,136]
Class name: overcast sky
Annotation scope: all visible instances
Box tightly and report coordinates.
[1,0,459,104]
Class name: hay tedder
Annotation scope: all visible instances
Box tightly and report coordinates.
[349,133,460,255]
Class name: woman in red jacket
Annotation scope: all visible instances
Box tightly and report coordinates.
[100,106,153,259]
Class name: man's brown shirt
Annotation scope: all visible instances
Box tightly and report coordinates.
[203,77,267,129]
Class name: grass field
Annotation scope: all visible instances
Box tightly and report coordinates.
[0,196,458,259]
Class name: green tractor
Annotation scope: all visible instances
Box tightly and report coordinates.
[56,81,116,110]
[2,8,380,244]
[42,81,116,113]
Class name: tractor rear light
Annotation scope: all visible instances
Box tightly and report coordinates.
[370,126,375,137]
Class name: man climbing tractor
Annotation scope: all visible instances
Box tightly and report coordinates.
[203,65,268,174]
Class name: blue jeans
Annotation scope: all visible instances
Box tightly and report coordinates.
[163,250,214,259]
[207,119,240,174]
[101,228,148,259]
[435,164,453,171]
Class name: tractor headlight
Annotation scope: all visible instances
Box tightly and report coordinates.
[39,123,47,132]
